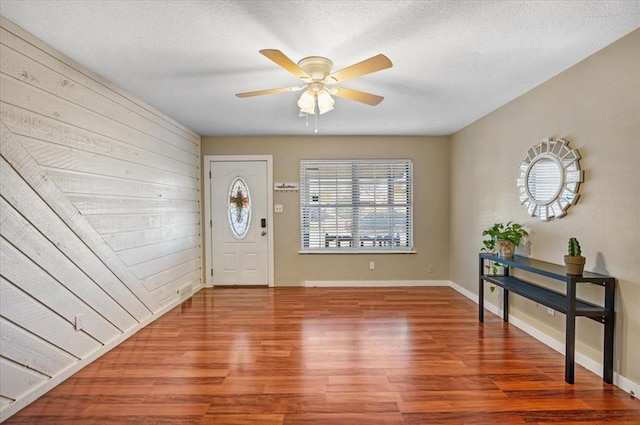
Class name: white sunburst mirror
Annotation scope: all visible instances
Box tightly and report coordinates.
[517,138,583,221]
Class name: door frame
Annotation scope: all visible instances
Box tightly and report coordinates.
[203,155,274,287]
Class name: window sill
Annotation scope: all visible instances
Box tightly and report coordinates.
[299,250,416,255]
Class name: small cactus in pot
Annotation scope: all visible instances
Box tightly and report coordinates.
[564,237,585,275]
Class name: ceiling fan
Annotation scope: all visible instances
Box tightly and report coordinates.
[235,49,393,115]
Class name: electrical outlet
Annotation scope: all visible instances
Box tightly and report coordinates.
[274,204,283,213]
[547,307,555,316]
[427,264,434,273]
[369,261,375,270]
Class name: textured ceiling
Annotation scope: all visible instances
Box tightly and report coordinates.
[1,1,639,137]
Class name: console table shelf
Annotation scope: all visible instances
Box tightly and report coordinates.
[478,253,615,384]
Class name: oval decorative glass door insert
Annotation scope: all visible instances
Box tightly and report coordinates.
[228,177,251,239]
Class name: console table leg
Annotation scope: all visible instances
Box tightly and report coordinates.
[565,277,577,384]
[565,317,575,384]
[502,290,509,323]
[479,257,484,323]
[603,277,615,384]
[603,314,614,384]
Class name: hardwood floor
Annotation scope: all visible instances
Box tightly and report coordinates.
[5,287,639,424]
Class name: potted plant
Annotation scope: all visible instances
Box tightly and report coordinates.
[481,222,528,291]
[564,237,585,275]
[482,221,529,259]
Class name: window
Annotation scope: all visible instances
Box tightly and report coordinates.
[300,159,413,252]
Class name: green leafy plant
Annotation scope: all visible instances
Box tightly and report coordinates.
[482,221,529,251]
[568,237,581,256]
[481,222,529,285]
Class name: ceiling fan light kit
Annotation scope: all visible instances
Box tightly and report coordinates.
[316,90,334,114]
[297,90,315,115]
[236,49,392,124]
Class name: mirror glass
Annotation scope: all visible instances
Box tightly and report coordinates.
[526,158,562,203]
[517,138,583,221]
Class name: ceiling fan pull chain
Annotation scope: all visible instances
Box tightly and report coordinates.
[314,110,318,134]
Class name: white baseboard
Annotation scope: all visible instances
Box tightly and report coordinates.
[0,284,203,422]
[448,280,639,398]
[448,280,478,303]
[616,373,640,399]
[304,280,451,288]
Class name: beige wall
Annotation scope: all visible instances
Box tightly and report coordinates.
[202,136,450,285]
[450,29,640,385]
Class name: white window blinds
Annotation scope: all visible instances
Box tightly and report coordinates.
[300,159,413,252]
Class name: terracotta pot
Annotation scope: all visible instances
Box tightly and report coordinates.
[496,240,515,258]
[564,255,586,275]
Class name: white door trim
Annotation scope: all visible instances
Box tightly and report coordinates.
[204,155,274,287]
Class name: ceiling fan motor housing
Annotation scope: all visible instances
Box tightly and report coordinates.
[297,56,333,81]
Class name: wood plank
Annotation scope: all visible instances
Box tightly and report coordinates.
[0,396,12,409]
[0,318,76,377]
[0,198,137,332]
[5,288,638,424]
[42,167,200,201]
[141,258,202,292]
[0,237,122,345]
[155,269,201,305]
[282,413,404,425]
[22,137,198,189]
[0,359,48,401]
[67,194,200,216]
[0,42,199,153]
[200,414,285,425]
[1,103,199,178]
[0,279,100,359]
[81,403,210,417]
[85,212,200,235]
[118,235,201,267]
[0,74,198,167]
[0,154,152,320]
[102,223,201,252]
[130,247,201,280]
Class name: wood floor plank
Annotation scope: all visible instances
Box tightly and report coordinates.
[4,287,639,424]
[81,404,210,416]
[200,414,284,425]
[283,412,406,425]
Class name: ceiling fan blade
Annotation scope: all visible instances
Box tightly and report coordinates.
[327,54,392,83]
[259,49,311,81]
[236,86,303,98]
[330,87,384,106]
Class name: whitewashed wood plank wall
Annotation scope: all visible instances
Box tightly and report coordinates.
[0,17,202,421]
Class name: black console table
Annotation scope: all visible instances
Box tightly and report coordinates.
[478,253,615,384]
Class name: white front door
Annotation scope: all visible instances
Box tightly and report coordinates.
[210,160,269,285]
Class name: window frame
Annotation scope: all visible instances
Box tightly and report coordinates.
[300,158,414,254]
